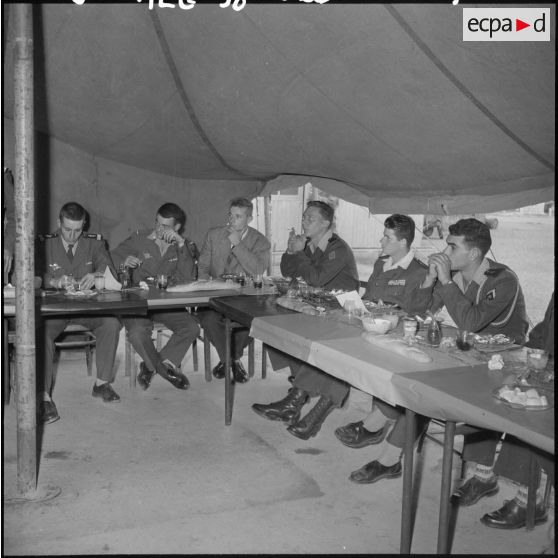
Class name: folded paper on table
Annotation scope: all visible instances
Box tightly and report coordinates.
[362,332,432,363]
[166,280,241,293]
[336,290,366,312]
[104,267,122,291]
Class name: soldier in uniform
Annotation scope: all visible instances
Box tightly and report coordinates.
[335,214,430,452]
[196,197,271,384]
[345,218,528,486]
[252,200,360,440]
[111,203,199,391]
[37,202,122,424]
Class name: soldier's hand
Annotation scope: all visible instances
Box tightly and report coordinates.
[288,234,306,254]
[429,253,452,284]
[79,273,96,290]
[124,255,143,268]
[161,229,184,247]
[227,228,242,247]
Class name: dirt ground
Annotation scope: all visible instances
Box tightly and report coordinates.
[2,337,554,555]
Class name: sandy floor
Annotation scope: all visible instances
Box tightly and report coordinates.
[2,336,554,555]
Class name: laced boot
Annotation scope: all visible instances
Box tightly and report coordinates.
[287,396,335,440]
[251,387,309,424]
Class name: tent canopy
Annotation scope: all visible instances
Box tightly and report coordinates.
[3,3,555,214]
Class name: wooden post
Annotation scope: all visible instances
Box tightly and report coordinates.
[13,2,37,498]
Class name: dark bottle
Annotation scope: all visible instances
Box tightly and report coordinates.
[427,318,442,347]
[118,264,131,288]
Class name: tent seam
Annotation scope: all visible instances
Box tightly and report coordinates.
[385,5,554,173]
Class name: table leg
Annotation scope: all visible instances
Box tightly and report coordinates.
[437,420,456,554]
[526,454,538,530]
[224,317,233,426]
[400,408,415,554]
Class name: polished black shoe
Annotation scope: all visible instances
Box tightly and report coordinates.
[137,362,156,391]
[212,361,225,379]
[349,460,402,484]
[452,476,499,506]
[92,383,121,403]
[252,387,309,424]
[334,420,390,448]
[232,360,249,384]
[287,396,335,440]
[480,499,548,529]
[161,364,190,390]
[39,400,60,424]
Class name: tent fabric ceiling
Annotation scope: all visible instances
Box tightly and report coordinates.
[3,3,555,214]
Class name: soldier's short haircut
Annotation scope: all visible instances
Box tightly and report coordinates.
[157,203,186,231]
[449,218,492,257]
[230,197,253,216]
[306,200,334,227]
[384,214,416,247]
[59,202,86,223]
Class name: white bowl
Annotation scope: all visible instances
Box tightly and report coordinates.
[361,317,392,334]
[380,313,399,329]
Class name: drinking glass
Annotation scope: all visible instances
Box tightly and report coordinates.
[94,272,105,291]
[157,273,168,290]
[526,348,549,371]
[344,300,356,319]
[456,329,472,351]
[403,318,417,342]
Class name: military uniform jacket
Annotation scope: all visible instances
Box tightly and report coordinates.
[415,258,529,343]
[363,256,428,314]
[197,226,271,280]
[37,232,115,287]
[280,233,359,291]
[111,229,196,284]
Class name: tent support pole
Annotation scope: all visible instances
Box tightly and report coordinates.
[264,195,272,275]
[13,2,37,499]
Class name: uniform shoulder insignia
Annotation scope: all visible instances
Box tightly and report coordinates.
[83,233,104,240]
[38,233,58,241]
[485,268,503,277]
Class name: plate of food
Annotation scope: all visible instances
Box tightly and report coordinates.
[64,289,98,298]
[473,333,515,352]
[492,384,553,411]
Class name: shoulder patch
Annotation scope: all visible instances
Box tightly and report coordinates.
[83,233,103,240]
[38,233,58,241]
[485,288,496,301]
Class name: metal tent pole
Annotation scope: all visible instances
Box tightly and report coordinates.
[13,1,37,498]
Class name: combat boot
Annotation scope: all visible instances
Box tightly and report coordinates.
[287,395,335,440]
[251,387,309,424]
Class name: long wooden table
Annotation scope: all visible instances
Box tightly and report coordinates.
[239,299,553,554]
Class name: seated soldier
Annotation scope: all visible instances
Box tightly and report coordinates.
[37,202,122,424]
[196,197,270,384]
[335,214,428,448]
[252,200,360,439]
[452,292,554,530]
[344,218,529,484]
[111,203,199,391]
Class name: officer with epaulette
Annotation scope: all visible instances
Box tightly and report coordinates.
[334,214,431,477]
[110,202,199,392]
[361,214,429,315]
[36,202,122,424]
[335,218,530,488]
